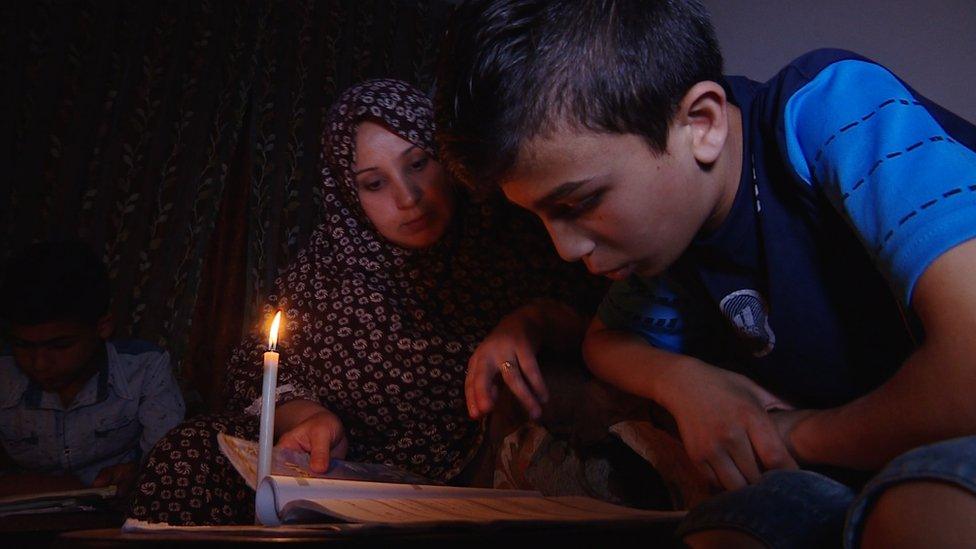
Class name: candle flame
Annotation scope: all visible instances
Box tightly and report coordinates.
[268,311,282,350]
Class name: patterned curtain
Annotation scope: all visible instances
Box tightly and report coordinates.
[1,0,453,411]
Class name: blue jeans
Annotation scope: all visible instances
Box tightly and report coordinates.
[676,435,976,548]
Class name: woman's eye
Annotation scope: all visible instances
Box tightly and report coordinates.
[410,156,429,172]
[361,179,384,192]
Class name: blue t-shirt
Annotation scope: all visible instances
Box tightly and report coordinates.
[599,49,976,407]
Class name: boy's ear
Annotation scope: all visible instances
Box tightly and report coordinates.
[675,81,729,166]
[95,312,114,339]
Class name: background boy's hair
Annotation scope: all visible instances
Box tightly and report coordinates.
[435,0,723,194]
[0,240,110,326]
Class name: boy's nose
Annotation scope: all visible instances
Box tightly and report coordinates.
[545,220,592,263]
[25,348,51,371]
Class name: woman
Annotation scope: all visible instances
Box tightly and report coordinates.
[128,79,600,525]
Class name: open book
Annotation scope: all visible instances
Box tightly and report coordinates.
[217,433,684,527]
[0,485,117,517]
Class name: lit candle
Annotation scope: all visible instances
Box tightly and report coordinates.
[257,310,282,486]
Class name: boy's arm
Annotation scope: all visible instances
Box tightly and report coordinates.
[779,56,976,468]
[584,316,797,490]
[786,238,976,469]
[137,351,186,456]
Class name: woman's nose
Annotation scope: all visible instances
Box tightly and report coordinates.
[392,176,422,209]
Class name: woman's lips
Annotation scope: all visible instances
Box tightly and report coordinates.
[400,212,431,233]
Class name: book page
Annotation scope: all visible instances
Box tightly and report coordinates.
[256,475,538,525]
[121,518,341,534]
[286,495,685,525]
[0,485,117,512]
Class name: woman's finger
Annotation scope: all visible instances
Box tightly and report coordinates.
[499,359,541,419]
[308,427,335,473]
[464,357,479,418]
[514,346,548,404]
[472,357,499,417]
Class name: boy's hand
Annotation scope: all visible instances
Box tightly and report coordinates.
[0,472,85,498]
[92,461,139,494]
[769,409,818,463]
[465,310,548,421]
[277,409,348,473]
[665,364,798,491]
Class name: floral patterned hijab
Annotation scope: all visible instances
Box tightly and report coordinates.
[227,79,597,481]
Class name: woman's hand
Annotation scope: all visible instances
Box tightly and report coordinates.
[465,308,550,421]
[663,362,799,492]
[275,401,348,473]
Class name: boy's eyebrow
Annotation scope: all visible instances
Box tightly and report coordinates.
[533,178,592,211]
[9,335,78,347]
[352,145,419,176]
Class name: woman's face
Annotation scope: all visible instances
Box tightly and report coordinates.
[352,120,456,249]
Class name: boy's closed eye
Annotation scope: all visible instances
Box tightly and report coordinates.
[551,189,605,220]
[9,337,78,350]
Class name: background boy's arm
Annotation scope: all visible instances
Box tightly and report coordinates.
[785,239,976,469]
[584,316,796,490]
[0,472,85,498]
[137,351,186,456]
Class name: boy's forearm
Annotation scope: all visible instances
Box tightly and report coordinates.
[792,339,976,470]
[793,240,976,470]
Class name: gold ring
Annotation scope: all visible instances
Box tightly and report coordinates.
[499,360,515,373]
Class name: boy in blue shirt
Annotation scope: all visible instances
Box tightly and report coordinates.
[0,241,185,497]
[435,1,976,547]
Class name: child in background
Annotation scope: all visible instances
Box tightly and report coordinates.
[0,241,185,497]
[436,1,976,547]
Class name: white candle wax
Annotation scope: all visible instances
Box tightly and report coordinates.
[256,349,279,485]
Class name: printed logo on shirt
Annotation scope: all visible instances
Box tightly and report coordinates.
[719,289,775,358]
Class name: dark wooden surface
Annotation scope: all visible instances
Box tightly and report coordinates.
[0,510,124,547]
[57,520,681,548]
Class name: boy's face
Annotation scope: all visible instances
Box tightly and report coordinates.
[501,126,725,280]
[7,317,112,392]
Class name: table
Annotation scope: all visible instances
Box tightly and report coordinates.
[0,510,124,547]
[58,519,680,548]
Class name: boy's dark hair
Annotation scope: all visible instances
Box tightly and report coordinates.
[0,240,110,326]
[435,0,723,193]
